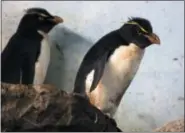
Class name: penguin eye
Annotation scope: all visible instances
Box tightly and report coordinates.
[137,29,142,35]
[38,16,44,21]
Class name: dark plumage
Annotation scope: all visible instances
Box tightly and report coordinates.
[1,7,63,84]
[73,17,160,116]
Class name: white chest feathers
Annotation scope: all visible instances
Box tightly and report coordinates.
[33,31,51,85]
[87,43,145,116]
[104,43,144,93]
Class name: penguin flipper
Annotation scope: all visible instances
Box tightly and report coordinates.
[1,35,17,64]
[89,52,109,92]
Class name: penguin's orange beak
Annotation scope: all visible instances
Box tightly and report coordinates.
[144,33,161,45]
[49,16,64,24]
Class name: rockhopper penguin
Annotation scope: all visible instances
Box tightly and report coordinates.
[73,17,161,117]
[1,7,63,84]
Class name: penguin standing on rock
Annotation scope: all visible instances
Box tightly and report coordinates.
[73,17,161,117]
[1,7,63,84]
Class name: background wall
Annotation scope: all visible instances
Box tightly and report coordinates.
[2,1,184,131]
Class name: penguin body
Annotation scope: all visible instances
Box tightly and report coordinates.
[1,33,42,84]
[73,17,161,117]
[88,44,145,116]
[33,31,51,84]
[74,30,127,94]
[1,7,63,84]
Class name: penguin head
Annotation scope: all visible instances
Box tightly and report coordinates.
[120,17,160,49]
[17,7,63,36]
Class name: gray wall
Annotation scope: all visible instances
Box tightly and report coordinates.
[2,1,184,131]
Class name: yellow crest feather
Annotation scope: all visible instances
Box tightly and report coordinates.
[124,21,148,33]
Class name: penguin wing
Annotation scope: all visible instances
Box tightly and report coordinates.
[1,35,17,64]
[89,52,109,92]
[73,51,109,94]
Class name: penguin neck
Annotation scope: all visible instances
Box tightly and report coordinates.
[17,30,44,41]
[128,43,145,53]
[16,26,44,41]
[37,30,48,38]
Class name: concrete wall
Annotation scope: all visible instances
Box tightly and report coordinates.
[2,1,184,131]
